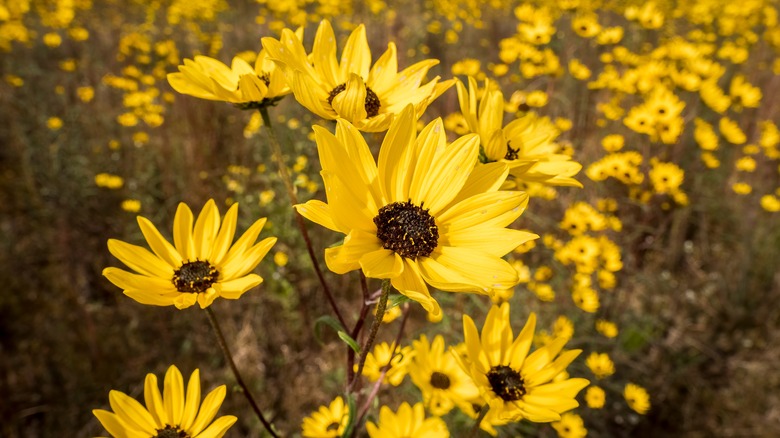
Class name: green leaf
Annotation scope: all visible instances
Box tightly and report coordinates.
[342,392,358,438]
[387,294,411,310]
[338,331,361,353]
[313,315,347,345]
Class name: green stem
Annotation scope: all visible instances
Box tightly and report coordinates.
[349,279,391,391]
[205,307,280,438]
[467,404,489,438]
[257,107,347,330]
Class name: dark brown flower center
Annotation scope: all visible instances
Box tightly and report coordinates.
[487,365,526,401]
[374,200,438,259]
[504,141,520,161]
[173,260,219,293]
[327,82,381,118]
[430,371,451,389]
[326,421,341,432]
[155,425,190,438]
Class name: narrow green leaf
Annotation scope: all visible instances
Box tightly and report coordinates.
[342,392,358,438]
[313,315,347,345]
[338,331,361,353]
[387,294,411,310]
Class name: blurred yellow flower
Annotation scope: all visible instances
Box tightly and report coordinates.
[77,86,95,102]
[585,352,615,379]
[103,200,276,309]
[585,385,606,409]
[43,32,61,47]
[358,342,413,386]
[93,365,236,438]
[121,199,142,213]
[458,304,589,422]
[47,116,63,130]
[595,319,618,338]
[408,335,478,416]
[273,251,288,267]
[624,383,651,414]
[366,402,449,437]
[301,396,348,438]
[760,195,780,212]
[262,20,454,132]
[552,412,587,438]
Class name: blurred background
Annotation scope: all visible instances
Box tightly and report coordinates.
[1,0,779,436]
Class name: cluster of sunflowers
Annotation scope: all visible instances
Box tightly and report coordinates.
[94,18,608,437]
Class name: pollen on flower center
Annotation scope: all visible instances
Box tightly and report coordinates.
[172,260,219,293]
[327,82,381,118]
[504,141,520,161]
[155,425,190,438]
[430,371,451,389]
[374,200,439,259]
[487,365,526,401]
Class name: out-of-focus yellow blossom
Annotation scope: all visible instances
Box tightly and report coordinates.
[77,86,94,102]
[262,20,454,132]
[597,26,624,45]
[572,286,599,312]
[5,75,24,87]
[624,383,651,414]
[735,157,756,172]
[729,75,762,109]
[701,152,721,168]
[301,396,348,438]
[700,80,730,113]
[553,316,574,340]
[732,182,752,195]
[694,118,719,151]
[68,27,89,41]
[625,2,664,29]
[573,14,601,38]
[649,160,685,195]
[586,352,615,379]
[601,134,624,152]
[530,282,555,302]
[586,151,644,185]
[451,58,482,78]
[47,117,63,130]
[358,342,414,386]
[43,32,61,47]
[760,195,780,212]
[94,173,124,189]
[121,199,141,213]
[366,402,449,437]
[720,117,747,145]
[59,59,76,71]
[586,385,605,409]
[552,412,587,438]
[273,251,288,267]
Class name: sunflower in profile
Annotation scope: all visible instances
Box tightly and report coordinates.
[295,105,537,315]
[93,365,236,438]
[104,199,276,309]
[261,20,455,132]
[167,34,300,109]
[456,76,582,188]
[301,396,348,438]
[458,303,589,422]
[408,335,479,416]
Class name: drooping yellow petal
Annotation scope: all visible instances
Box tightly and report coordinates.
[124,289,178,307]
[294,200,340,233]
[325,230,383,274]
[390,259,440,316]
[331,73,368,124]
[103,267,176,293]
[359,248,403,278]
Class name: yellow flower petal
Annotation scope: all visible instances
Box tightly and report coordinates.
[359,248,403,278]
[163,365,185,427]
[331,73,368,124]
[107,240,174,279]
[189,385,227,436]
[144,373,166,427]
[173,203,196,261]
[137,216,182,269]
[108,390,157,435]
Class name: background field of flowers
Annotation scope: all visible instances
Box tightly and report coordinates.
[1,0,779,436]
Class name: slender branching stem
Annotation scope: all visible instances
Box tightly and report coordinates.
[353,304,411,432]
[205,307,279,438]
[349,279,390,392]
[467,404,490,438]
[258,106,347,330]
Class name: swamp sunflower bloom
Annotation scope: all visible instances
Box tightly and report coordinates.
[93,365,236,438]
[104,200,276,309]
[261,20,455,132]
[366,402,449,438]
[457,303,589,422]
[295,105,537,315]
[168,38,298,109]
[456,76,582,188]
[301,396,348,438]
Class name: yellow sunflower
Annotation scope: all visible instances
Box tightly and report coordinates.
[456,76,582,188]
[93,365,236,438]
[103,199,276,309]
[458,303,589,422]
[295,105,538,315]
[167,35,299,109]
[261,20,455,132]
[408,335,479,416]
[366,402,449,438]
[301,396,349,438]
